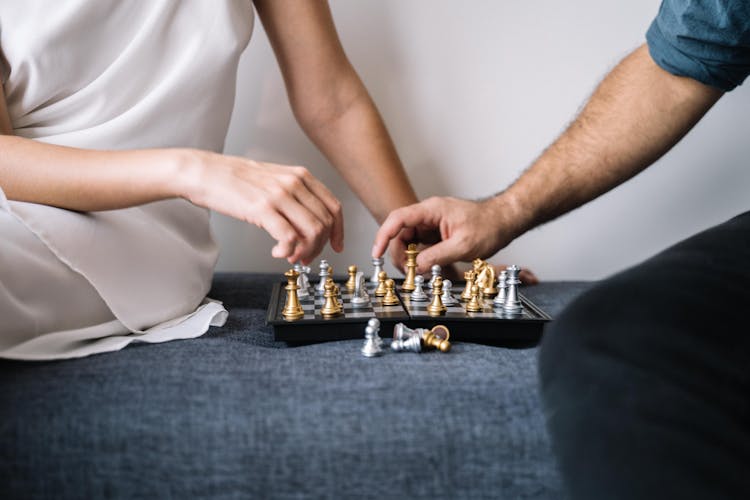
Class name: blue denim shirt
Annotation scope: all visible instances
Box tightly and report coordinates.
[647,0,750,91]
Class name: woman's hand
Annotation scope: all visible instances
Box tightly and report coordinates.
[181,150,343,264]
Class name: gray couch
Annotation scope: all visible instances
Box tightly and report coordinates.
[0,273,591,499]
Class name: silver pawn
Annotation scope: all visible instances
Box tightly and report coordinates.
[427,264,441,289]
[493,270,508,308]
[317,259,330,294]
[502,265,523,315]
[410,275,429,301]
[391,335,422,353]
[441,279,459,306]
[371,257,384,284]
[361,318,383,357]
[351,272,371,308]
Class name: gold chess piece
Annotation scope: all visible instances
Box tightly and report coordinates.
[321,279,343,318]
[465,284,483,312]
[427,276,447,316]
[374,270,388,297]
[382,278,400,306]
[401,243,418,292]
[473,258,498,297]
[423,329,451,352]
[282,269,304,321]
[461,270,476,301]
[345,265,358,291]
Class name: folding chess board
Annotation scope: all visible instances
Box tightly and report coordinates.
[266,280,551,343]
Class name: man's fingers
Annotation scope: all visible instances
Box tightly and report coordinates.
[372,203,436,258]
[415,239,466,274]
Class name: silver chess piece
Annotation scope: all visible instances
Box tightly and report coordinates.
[410,275,429,301]
[502,265,523,315]
[317,259,330,294]
[294,262,311,298]
[441,279,459,306]
[391,335,422,353]
[493,270,508,308]
[350,272,371,308]
[428,264,441,289]
[371,257,384,283]
[393,322,424,342]
[361,318,383,357]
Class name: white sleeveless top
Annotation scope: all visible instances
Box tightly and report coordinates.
[0,1,254,359]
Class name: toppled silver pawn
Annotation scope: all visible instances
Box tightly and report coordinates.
[361,318,383,357]
[391,335,422,353]
[410,275,428,301]
[441,279,459,306]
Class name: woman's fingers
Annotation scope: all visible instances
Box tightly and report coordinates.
[294,167,344,252]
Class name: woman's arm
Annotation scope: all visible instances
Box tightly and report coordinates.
[0,89,341,264]
[254,0,418,264]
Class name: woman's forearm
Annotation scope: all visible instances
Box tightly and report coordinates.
[0,135,188,211]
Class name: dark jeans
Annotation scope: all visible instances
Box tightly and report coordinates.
[539,211,750,500]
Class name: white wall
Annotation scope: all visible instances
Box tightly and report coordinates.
[216,0,750,280]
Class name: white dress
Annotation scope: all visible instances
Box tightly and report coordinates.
[0,1,255,360]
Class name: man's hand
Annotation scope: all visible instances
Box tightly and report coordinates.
[372,196,522,274]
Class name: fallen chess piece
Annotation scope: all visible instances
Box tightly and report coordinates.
[391,323,451,353]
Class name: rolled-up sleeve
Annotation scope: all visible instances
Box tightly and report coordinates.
[646,0,750,91]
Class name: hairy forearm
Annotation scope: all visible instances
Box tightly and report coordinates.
[0,135,189,211]
[495,44,723,238]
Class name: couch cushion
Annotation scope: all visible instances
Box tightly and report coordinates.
[0,273,592,499]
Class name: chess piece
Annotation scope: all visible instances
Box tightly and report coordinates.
[391,335,422,353]
[503,265,523,315]
[401,244,418,292]
[410,275,428,301]
[427,276,447,316]
[317,259,330,294]
[441,279,459,305]
[461,270,476,301]
[472,258,498,298]
[374,270,388,297]
[393,322,423,342]
[493,270,508,308]
[294,263,309,299]
[382,279,400,306]
[345,265,358,291]
[428,264,441,289]
[371,257,384,283]
[361,319,383,357]
[350,272,370,308]
[281,269,304,321]
[321,279,343,318]
[423,329,451,353]
[465,284,483,312]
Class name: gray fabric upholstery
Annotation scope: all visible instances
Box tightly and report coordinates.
[0,273,592,499]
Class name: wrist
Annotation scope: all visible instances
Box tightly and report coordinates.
[483,189,533,243]
[168,148,208,204]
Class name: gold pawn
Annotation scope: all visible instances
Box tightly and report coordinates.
[374,270,388,297]
[345,265,358,291]
[321,279,343,318]
[427,276,447,316]
[382,279,400,306]
[401,243,418,292]
[423,331,451,352]
[282,269,304,321]
[461,270,476,301]
[465,284,483,312]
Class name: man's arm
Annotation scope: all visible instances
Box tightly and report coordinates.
[254,0,418,266]
[373,44,723,273]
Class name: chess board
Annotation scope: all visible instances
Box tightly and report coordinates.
[266,280,551,343]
